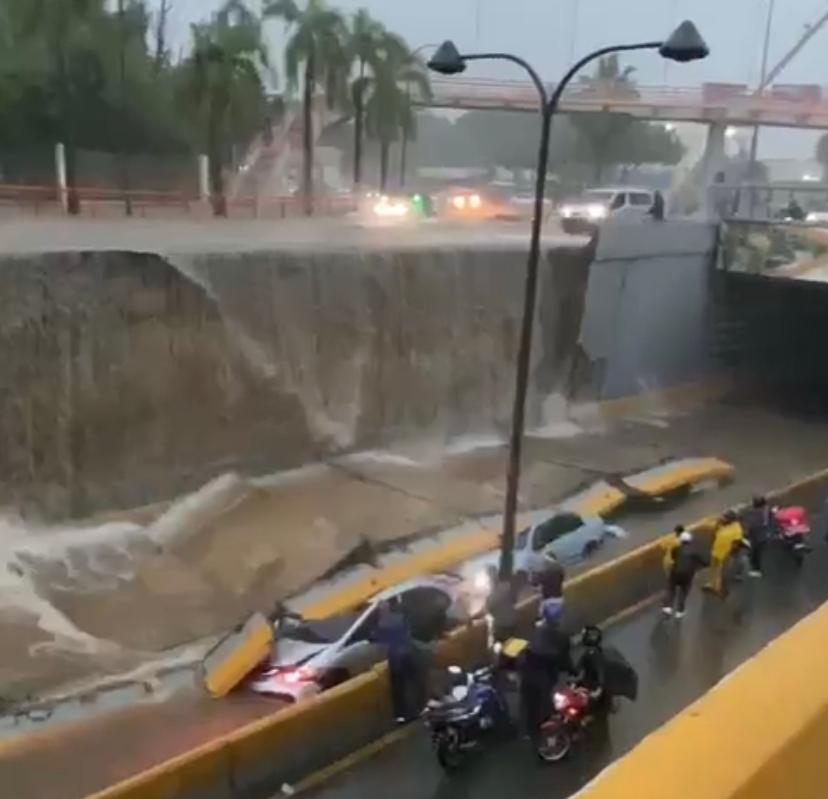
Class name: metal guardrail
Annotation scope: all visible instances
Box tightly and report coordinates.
[0,183,357,219]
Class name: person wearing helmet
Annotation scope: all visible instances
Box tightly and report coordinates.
[706,511,745,596]
[519,597,573,739]
[740,496,772,577]
[535,551,566,599]
[663,527,708,618]
[575,625,610,711]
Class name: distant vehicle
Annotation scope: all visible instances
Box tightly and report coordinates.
[559,187,655,233]
[436,186,506,220]
[247,574,470,702]
[806,210,828,225]
[463,510,625,588]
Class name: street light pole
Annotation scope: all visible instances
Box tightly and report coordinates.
[428,22,708,580]
[748,0,776,217]
[400,43,438,189]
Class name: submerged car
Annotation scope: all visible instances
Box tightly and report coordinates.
[560,187,655,233]
[462,510,625,587]
[247,574,469,702]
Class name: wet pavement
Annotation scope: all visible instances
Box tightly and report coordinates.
[301,527,828,799]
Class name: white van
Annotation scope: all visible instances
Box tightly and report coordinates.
[560,187,656,233]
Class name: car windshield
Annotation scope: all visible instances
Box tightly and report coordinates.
[580,190,615,204]
[281,610,364,645]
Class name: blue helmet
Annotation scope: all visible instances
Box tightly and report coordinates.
[540,596,564,625]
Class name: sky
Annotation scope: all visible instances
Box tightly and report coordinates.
[153,0,828,159]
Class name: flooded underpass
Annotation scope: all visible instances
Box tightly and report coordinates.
[3,218,828,798]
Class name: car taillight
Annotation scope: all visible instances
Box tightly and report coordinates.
[281,666,317,685]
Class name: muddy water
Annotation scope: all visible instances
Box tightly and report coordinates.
[3,398,828,720]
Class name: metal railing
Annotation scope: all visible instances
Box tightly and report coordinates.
[424,78,828,124]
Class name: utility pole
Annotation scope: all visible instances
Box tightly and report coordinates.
[747,0,775,217]
[118,0,133,216]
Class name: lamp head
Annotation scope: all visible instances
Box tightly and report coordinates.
[659,20,709,63]
[427,40,467,75]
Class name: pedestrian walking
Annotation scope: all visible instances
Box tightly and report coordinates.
[662,527,708,618]
[705,511,744,595]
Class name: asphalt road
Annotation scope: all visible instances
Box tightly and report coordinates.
[303,530,828,799]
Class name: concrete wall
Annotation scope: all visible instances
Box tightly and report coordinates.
[0,243,591,518]
[576,219,718,399]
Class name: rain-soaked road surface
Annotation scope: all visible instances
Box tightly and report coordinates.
[302,531,828,799]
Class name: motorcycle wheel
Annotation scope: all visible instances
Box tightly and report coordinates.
[536,726,572,763]
[436,734,465,772]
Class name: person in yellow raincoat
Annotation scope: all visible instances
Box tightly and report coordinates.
[706,510,745,595]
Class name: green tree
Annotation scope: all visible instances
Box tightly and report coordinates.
[17,0,106,213]
[347,8,385,190]
[570,54,638,183]
[184,0,270,216]
[364,39,430,190]
[265,0,349,213]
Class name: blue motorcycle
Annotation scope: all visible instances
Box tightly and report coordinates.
[423,665,510,771]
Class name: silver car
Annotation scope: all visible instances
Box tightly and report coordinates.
[248,574,469,702]
[463,510,625,587]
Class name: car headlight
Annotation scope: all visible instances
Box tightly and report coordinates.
[587,204,607,220]
[553,691,568,711]
[451,195,467,210]
[373,196,409,217]
[469,193,482,209]
[560,207,574,218]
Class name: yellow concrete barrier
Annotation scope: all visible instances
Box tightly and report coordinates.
[575,600,828,799]
[623,457,734,498]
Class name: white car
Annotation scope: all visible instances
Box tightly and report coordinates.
[247,574,470,702]
[560,187,655,233]
[462,510,625,587]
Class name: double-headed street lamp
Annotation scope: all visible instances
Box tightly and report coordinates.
[428,22,709,579]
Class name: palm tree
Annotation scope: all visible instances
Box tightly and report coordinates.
[365,40,430,191]
[348,9,385,191]
[571,55,638,183]
[265,0,349,214]
[19,0,105,215]
[184,0,270,216]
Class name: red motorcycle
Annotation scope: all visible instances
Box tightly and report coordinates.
[536,684,592,762]
[772,506,811,565]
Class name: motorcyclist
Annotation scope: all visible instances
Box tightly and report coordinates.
[575,625,610,714]
[519,599,573,740]
[740,496,772,577]
[706,511,745,596]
